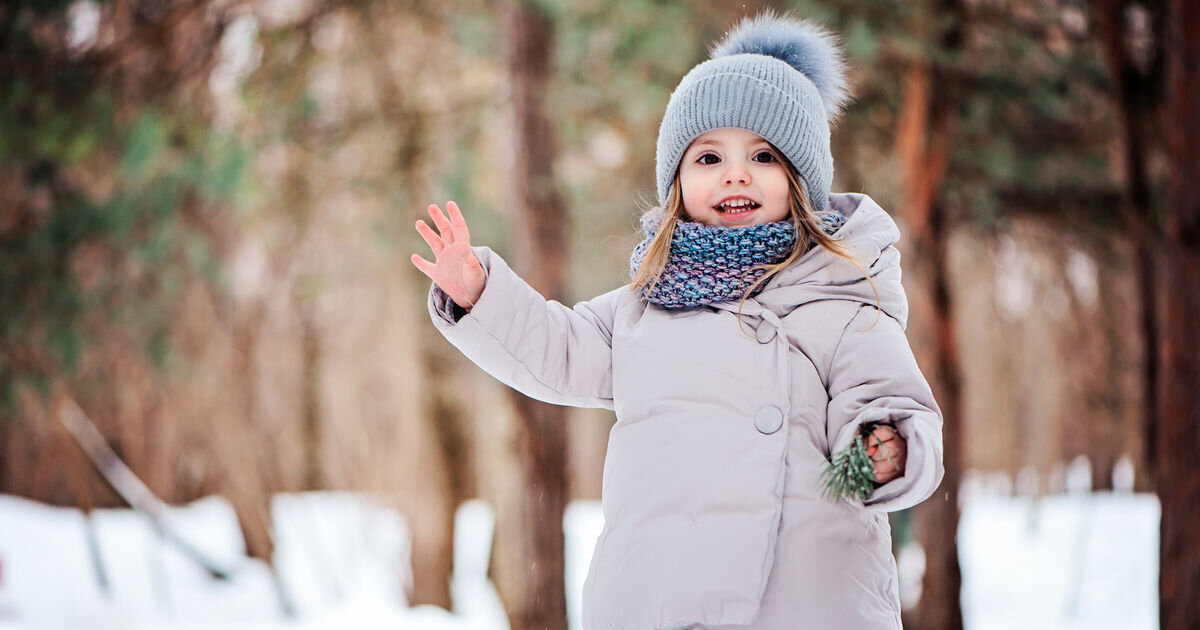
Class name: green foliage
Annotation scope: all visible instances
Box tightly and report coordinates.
[0,76,247,418]
[121,113,168,179]
[821,432,878,502]
[842,18,878,60]
[450,5,501,56]
[947,1,1119,223]
[0,81,117,165]
[825,0,1119,225]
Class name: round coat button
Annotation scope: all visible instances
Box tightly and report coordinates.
[754,320,777,344]
[754,406,784,434]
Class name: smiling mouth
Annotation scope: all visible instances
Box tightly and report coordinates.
[715,199,761,213]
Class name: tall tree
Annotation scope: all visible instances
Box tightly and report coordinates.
[1098,0,1165,488]
[1157,1,1200,627]
[0,0,278,561]
[895,0,966,628]
[356,5,466,609]
[493,2,570,630]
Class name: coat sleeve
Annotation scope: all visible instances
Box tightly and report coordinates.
[825,305,945,511]
[427,246,620,410]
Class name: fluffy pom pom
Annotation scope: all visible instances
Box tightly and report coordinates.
[711,12,852,123]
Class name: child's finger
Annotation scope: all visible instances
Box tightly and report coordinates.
[430,204,454,241]
[871,440,895,462]
[446,201,472,244]
[411,253,436,277]
[867,426,896,456]
[875,457,899,481]
[874,441,904,478]
[415,220,444,255]
[428,204,456,245]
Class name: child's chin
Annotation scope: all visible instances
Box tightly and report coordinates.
[704,208,752,224]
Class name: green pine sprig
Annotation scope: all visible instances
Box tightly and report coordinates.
[821,432,879,502]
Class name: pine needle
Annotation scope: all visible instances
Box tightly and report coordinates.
[821,432,878,502]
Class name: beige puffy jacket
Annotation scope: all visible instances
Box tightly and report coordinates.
[429,193,944,630]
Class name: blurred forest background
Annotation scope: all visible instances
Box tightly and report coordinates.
[1,0,1197,629]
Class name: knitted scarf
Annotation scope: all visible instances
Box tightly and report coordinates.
[629,210,845,309]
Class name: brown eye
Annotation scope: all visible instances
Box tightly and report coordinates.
[753,151,777,163]
[696,153,720,165]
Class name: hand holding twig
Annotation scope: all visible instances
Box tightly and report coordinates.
[865,424,906,484]
[821,423,908,502]
[411,201,486,311]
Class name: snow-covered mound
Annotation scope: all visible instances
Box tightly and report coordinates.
[0,491,1157,630]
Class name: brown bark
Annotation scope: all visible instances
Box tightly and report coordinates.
[492,3,570,630]
[298,300,323,491]
[408,469,456,610]
[910,199,965,630]
[897,1,966,629]
[1098,0,1164,488]
[1157,1,1200,628]
[227,303,275,564]
[409,339,465,611]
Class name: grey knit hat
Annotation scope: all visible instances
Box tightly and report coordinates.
[655,13,852,212]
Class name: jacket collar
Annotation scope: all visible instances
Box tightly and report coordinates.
[711,193,910,329]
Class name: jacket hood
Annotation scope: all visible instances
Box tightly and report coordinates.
[749,193,909,328]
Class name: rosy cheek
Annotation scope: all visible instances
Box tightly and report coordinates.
[679,189,703,217]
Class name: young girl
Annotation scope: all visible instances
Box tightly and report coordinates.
[411,14,943,630]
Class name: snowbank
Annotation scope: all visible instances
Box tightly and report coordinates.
[0,491,1157,630]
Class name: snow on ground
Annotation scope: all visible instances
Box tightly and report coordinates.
[0,490,1158,630]
[959,493,1158,630]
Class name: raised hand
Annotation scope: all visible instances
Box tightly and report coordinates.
[865,424,906,484]
[411,201,486,311]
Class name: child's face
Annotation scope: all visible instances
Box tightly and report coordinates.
[678,127,791,228]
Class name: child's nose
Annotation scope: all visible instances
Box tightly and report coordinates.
[723,161,751,185]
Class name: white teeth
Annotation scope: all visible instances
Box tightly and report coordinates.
[718,199,757,212]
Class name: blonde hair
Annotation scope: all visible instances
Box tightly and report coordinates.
[631,145,867,315]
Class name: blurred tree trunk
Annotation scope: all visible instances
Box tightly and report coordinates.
[360,7,465,606]
[229,304,276,565]
[0,0,284,574]
[298,298,324,492]
[1098,0,1165,491]
[492,3,570,630]
[409,346,468,610]
[398,106,461,613]
[895,1,965,629]
[1157,1,1200,628]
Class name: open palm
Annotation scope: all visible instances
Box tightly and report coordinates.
[411,201,486,310]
